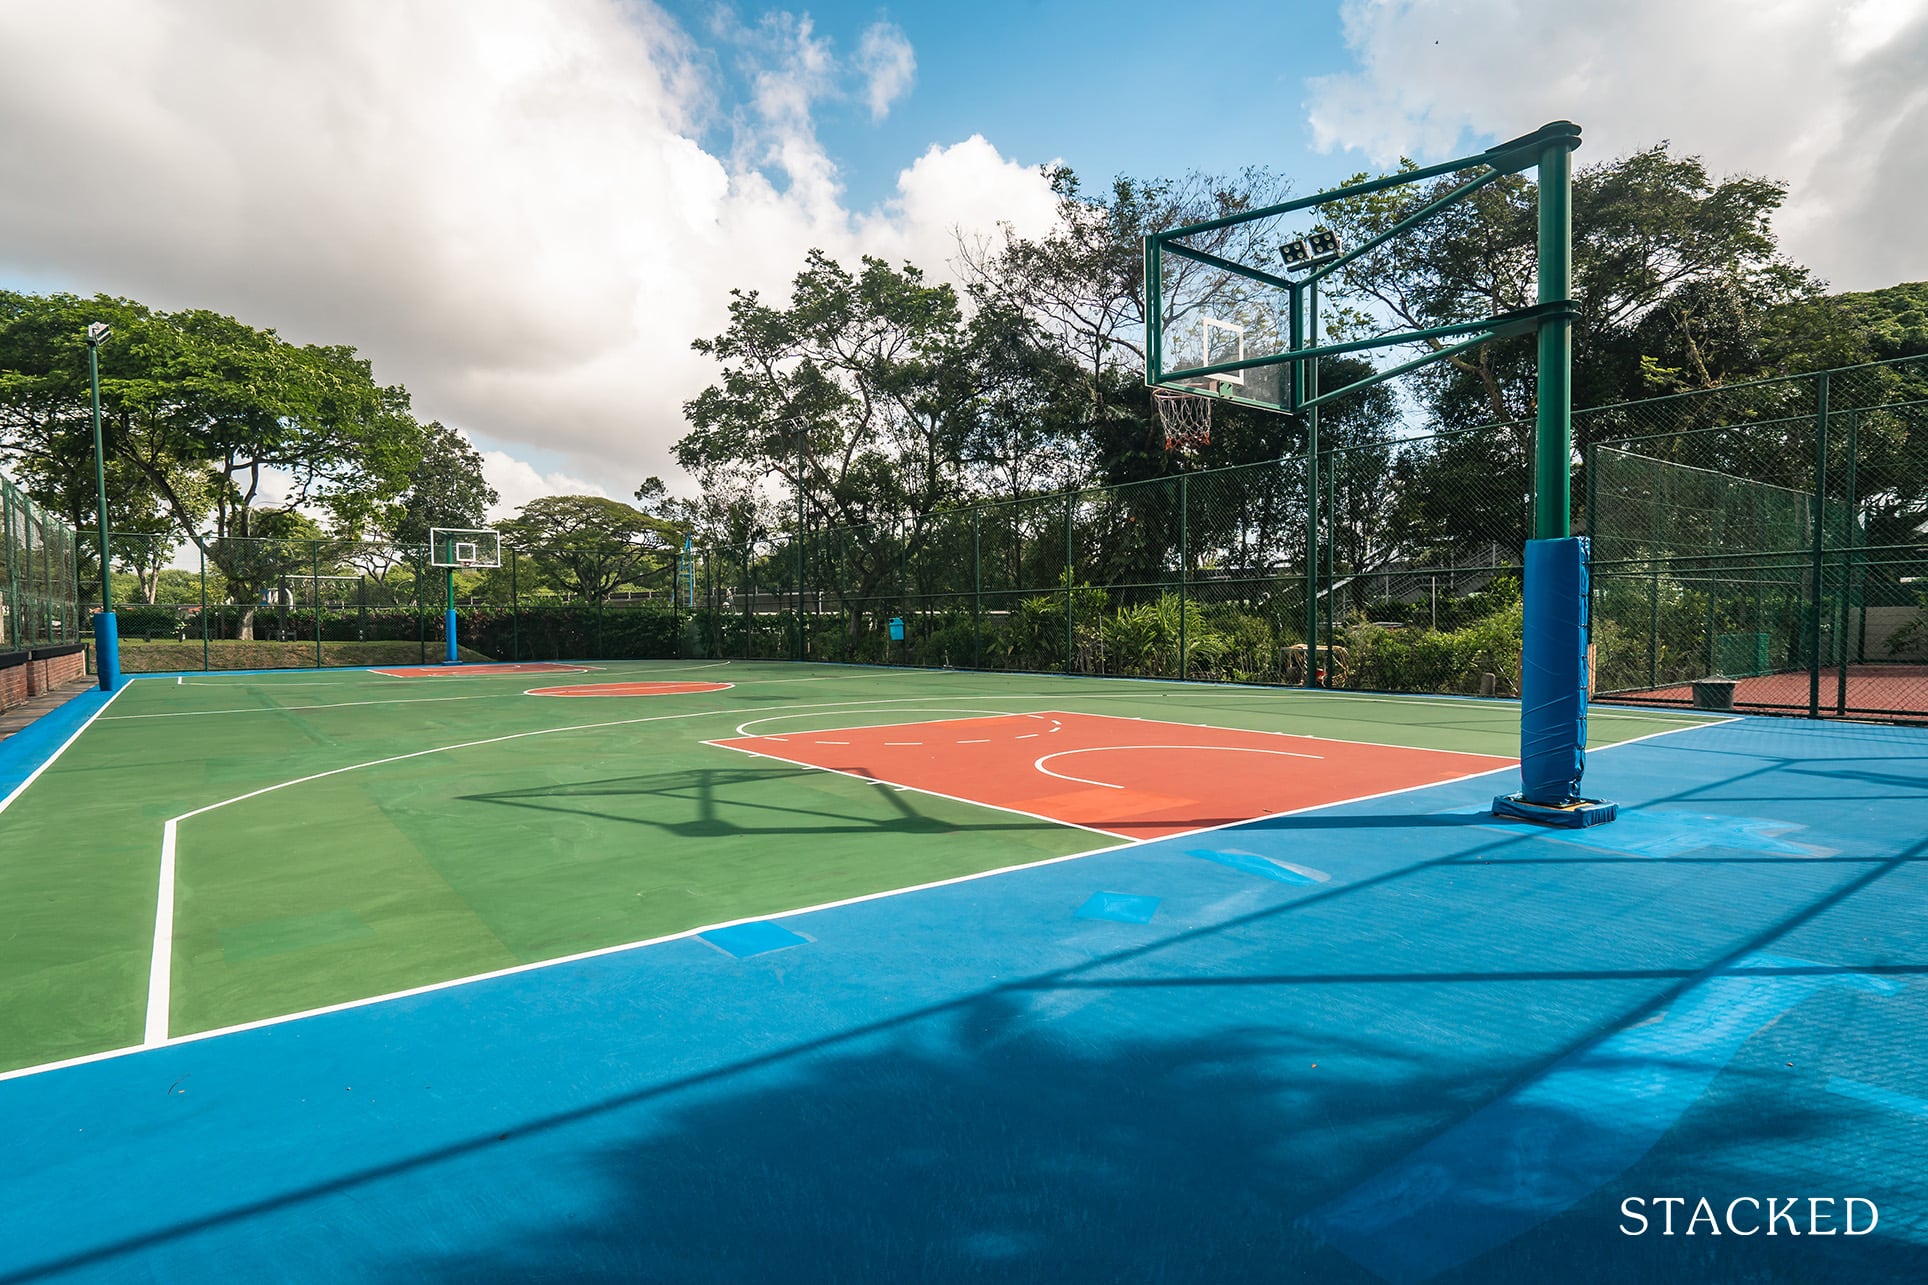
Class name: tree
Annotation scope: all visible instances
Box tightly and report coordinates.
[499,495,682,603]
[384,421,498,544]
[959,165,1296,482]
[0,291,427,637]
[1319,144,1825,440]
[679,251,983,533]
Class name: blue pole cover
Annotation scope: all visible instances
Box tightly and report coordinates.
[1520,537,1587,798]
[1494,537,1616,827]
[444,608,459,665]
[94,611,120,691]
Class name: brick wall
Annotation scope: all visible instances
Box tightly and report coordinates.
[0,645,88,712]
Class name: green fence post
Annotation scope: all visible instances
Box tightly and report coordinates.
[1836,408,1858,715]
[510,549,520,662]
[1648,563,1659,690]
[199,542,209,671]
[3,486,17,654]
[1809,370,1829,718]
[1179,472,1189,680]
[972,508,981,671]
[313,541,323,669]
[1063,491,1074,674]
[1704,573,1717,677]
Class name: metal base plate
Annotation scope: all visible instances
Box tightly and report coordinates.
[1491,793,1619,829]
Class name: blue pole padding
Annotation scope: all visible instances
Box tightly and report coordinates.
[94,611,121,691]
[1493,537,1616,827]
[1520,537,1587,799]
[444,608,459,665]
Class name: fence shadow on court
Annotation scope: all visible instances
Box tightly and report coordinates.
[457,766,1075,840]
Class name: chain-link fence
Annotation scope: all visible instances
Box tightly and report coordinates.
[2,471,81,655]
[52,354,1928,724]
[87,533,693,673]
[692,421,1533,694]
[1585,356,1928,722]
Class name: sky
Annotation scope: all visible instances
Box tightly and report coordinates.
[2,0,1924,519]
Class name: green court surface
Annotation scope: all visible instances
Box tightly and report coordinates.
[0,661,1710,1074]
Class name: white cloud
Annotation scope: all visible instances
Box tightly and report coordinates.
[856,22,916,122]
[481,451,609,521]
[1305,0,1928,291]
[0,1,1057,507]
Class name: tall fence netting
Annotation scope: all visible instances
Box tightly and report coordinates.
[2,472,81,655]
[21,353,1925,725]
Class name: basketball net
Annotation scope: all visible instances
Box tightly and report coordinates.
[1154,387,1212,455]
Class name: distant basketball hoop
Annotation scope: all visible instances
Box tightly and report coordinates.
[1154,386,1212,454]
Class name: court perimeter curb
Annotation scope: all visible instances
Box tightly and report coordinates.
[0,684,115,805]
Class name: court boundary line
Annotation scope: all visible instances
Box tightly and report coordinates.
[6,712,1737,1084]
[730,708,1039,738]
[103,693,517,720]
[525,680,736,698]
[0,683,129,817]
[369,663,598,679]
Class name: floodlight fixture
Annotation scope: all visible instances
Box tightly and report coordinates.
[1279,228,1344,272]
[86,321,111,346]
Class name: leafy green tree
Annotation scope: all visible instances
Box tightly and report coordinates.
[384,421,497,543]
[499,495,681,603]
[680,252,981,532]
[0,290,426,637]
[1318,145,1839,430]
[964,164,1295,455]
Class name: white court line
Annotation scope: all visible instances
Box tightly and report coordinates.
[370,664,596,679]
[104,694,512,720]
[731,708,1033,739]
[1032,708,1522,761]
[0,683,129,817]
[1032,744,1323,790]
[5,712,1728,1085]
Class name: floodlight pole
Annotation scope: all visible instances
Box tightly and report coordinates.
[85,323,119,691]
[1290,278,1326,688]
[796,424,806,663]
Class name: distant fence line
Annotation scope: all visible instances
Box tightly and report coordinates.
[29,353,1928,723]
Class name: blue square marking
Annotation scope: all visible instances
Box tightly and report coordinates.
[1076,892,1162,924]
[699,921,811,959]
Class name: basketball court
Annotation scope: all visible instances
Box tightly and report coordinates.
[3,659,1925,1280]
[4,118,1924,1283]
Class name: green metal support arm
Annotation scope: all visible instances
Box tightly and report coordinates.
[1162,298,1576,388]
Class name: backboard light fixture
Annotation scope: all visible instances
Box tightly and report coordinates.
[1279,228,1344,270]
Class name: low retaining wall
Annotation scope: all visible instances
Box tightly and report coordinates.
[0,645,89,711]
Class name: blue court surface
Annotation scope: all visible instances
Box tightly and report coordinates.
[3,714,1926,1282]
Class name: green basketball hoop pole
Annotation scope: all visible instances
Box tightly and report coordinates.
[1534,125,1578,540]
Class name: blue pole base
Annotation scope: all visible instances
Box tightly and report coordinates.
[94,611,121,691]
[443,608,460,665]
[1492,792,1618,828]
